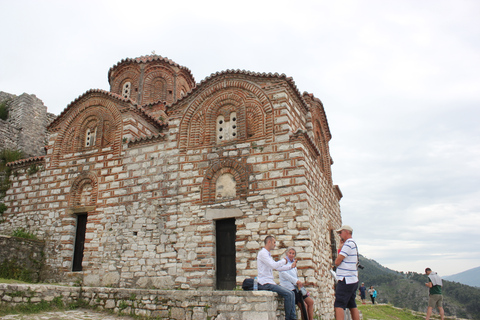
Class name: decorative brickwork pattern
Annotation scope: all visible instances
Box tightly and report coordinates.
[176,77,273,149]
[109,65,141,102]
[69,172,98,207]
[202,158,251,203]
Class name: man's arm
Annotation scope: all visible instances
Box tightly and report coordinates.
[425,281,433,288]
[276,260,296,271]
[258,250,287,269]
[335,254,345,266]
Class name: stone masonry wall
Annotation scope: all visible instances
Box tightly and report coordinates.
[0,283,285,320]
[0,91,55,157]
[0,235,46,282]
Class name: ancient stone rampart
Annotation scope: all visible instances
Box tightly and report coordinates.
[0,91,56,157]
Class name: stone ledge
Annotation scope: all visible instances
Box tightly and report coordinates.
[0,283,285,320]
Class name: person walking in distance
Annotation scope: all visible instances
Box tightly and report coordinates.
[368,286,377,304]
[334,225,360,320]
[359,283,367,304]
[425,268,445,320]
[257,236,297,320]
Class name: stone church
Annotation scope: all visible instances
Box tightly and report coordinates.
[1,55,343,314]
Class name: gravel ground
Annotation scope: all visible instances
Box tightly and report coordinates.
[0,309,136,320]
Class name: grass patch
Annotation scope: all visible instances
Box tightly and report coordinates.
[0,278,30,284]
[0,299,71,317]
[358,304,425,320]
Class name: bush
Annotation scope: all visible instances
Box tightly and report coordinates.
[0,101,9,121]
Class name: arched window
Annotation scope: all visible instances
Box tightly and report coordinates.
[216,112,237,143]
[122,82,131,99]
[85,127,97,147]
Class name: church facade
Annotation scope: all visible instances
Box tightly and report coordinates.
[2,55,343,315]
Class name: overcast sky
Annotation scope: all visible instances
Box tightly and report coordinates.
[1,0,479,277]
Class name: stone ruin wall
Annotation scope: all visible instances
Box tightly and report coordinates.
[0,91,56,157]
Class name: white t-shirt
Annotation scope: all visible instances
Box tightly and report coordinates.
[336,238,359,284]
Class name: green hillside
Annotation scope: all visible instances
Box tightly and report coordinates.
[357,255,480,320]
[444,266,480,288]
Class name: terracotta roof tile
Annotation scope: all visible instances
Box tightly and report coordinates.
[7,156,45,167]
[48,89,166,130]
[171,69,309,111]
[108,55,195,84]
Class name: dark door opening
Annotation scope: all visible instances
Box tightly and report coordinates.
[72,214,88,271]
[216,218,236,290]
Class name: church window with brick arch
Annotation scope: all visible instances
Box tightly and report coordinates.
[85,127,97,147]
[122,81,131,99]
[216,111,237,143]
[83,118,98,148]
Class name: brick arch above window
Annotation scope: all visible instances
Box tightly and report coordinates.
[142,68,174,105]
[179,80,273,148]
[60,106,117,154]
[52,97,123,165]
[69,172,98,208]
[110,65,141,101]
[202,158,251,204]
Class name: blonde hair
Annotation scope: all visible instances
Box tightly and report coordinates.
[285,247,296,256]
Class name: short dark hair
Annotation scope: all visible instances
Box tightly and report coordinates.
[264,235,275,245]
[425,268,432,273]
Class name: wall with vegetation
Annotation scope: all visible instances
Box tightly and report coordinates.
[0,235,45,282]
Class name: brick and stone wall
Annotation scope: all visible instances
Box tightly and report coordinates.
[0,283,285,320]
[0,55,342,319]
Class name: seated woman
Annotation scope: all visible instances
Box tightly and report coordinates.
[279,247,314,320]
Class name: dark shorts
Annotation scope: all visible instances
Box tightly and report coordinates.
[293,289,309,304]
[334,280,358,309]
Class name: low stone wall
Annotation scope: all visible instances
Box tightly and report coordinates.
[0,283,285,319]
[0,235,45,282]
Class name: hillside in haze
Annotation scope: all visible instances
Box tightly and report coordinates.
[357,255,480,320]
[444,266,480,288]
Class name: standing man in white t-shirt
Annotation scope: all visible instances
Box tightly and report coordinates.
[334,225,360,320]
[257,235,297,320]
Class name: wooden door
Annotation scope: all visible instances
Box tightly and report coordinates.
[216,218,236,290]
[72,214,87,271]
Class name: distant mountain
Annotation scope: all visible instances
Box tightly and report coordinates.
[444,266,480,288]
[357,255,480,320]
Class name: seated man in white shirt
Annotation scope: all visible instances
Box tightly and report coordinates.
[257,235,297,320]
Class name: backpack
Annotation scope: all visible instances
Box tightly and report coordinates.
[242,278,254,291]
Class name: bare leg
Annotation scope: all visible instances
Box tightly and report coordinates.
[426,306,433,320]
[304,297,314,320]
[439,307,444,320]
[335,307,344,320]
[349,307,360,320]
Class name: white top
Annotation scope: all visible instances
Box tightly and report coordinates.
[279,260,298,291]
[257,248,292,285]
[336,238,359,284]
